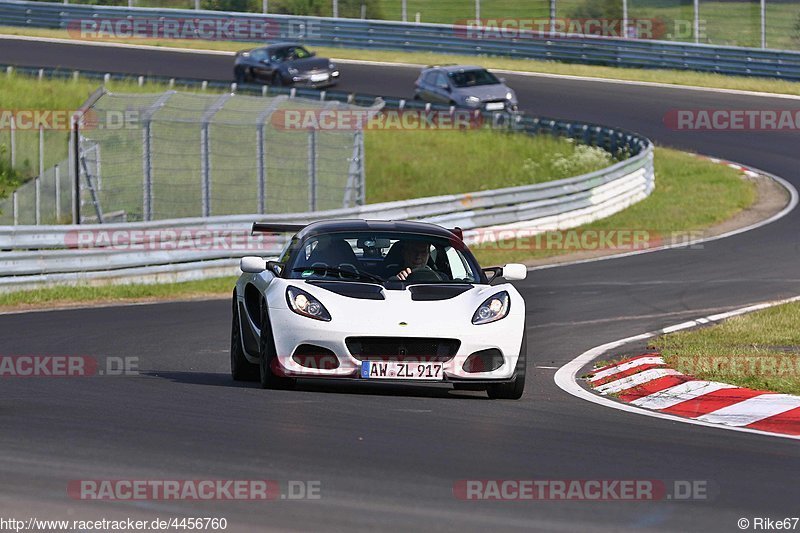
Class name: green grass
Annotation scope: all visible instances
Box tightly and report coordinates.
[471,147,756,265]
[652,300,800,395]
[365,130,614,202]
[4,25,800,97]
[0,276,237,309]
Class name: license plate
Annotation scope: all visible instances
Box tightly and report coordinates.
[310,73,330,82]
[360,361,444,381]
[485,102,505,111]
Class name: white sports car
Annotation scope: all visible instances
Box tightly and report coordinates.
[231,220,528,399]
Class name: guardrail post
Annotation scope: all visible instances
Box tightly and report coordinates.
[308,127,317,211]
[55,164,61,223]
[12,192,18,226]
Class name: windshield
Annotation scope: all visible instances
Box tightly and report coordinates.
[448,69,500,88]
[287,232,483,284]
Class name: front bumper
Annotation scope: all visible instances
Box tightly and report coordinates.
[266,307,524,382]
[290,70,340,88]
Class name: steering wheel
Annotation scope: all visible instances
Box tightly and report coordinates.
[404,266,442,282]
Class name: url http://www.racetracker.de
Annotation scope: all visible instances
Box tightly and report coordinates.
[0,517,229,532]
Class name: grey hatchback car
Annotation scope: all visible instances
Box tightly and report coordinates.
[413,65,518,112]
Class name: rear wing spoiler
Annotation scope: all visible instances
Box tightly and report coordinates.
[251,222,463,240]
[251,223,306,235]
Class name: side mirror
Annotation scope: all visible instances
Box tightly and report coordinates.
[240,256,267,273]
[502,263,527,281]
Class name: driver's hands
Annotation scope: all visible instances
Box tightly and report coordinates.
[395,268,412,280]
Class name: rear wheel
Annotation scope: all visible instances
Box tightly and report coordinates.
[259,303,296,390]
[486,330,527,400]
[231,296,258,381]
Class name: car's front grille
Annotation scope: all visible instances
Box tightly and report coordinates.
[346,337,460,362]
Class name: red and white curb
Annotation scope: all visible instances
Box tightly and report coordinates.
[555,295,800,441]
[586,353,800,436]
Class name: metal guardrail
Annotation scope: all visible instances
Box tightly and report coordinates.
[3,0,800,80]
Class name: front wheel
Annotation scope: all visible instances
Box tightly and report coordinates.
[231,297,259,381]
[486,330,527,400]
[259,304,295,390]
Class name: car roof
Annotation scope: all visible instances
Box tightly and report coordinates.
[296,220,463,241]
[423,65,487,73]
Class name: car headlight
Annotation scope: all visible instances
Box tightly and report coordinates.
[506,91,515,100]
[464,96,481,106]
[472,292,510,325]
[287,67,299,75]
[286,287,331,321]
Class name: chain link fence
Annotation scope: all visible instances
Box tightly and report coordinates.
[31,0,800,50]
[0,89,379,224]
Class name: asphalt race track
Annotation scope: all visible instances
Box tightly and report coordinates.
[1,39,799,532]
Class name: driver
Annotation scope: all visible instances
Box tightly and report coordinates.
[393,241,444,281]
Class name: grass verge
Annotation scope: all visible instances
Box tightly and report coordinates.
[470,147,756,265]
[0,276,236,309]
[3,26,800,96]
[652,301,800,395]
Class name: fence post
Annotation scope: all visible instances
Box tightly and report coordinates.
[9,116,15,169]
[12,192,17,226]
[475,0,480,21]
[70,118,78,224]
[55,164,61,223]
[72,118,81,224]
[139,91,174,221]
[142,121,153,221]
[358,128,365,206]
[200,93,231,217]
[761,0,766,48]
[401,0,407,22]
[256,123,266,215]
[308,127,317,211]
[622,0,628,38]
[35,176,41,225]
[194,0,200,9]
[263,0,268,13]
[693,0,699,44]
[549,0,557,37]
[38,124,44,184]
[332,0,338,18]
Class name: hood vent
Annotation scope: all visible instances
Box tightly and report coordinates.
[307,280,385,300]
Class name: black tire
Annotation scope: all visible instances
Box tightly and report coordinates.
[234,67,248,84]
[259,303,296,390]
[231,296,259,381]
[486,330,527,400]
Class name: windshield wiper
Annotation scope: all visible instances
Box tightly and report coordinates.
[292,266,384,284]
